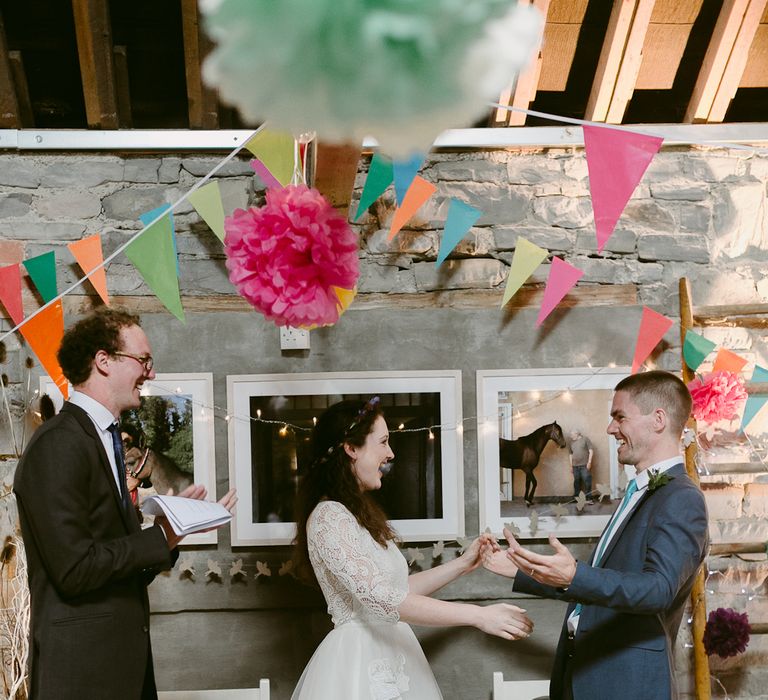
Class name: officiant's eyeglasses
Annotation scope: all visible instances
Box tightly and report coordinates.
[113,351,154,372]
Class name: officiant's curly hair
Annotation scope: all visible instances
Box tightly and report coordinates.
[58,307,141,385]
[294,398,396,585]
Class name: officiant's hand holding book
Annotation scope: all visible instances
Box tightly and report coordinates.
[145,484,237,549]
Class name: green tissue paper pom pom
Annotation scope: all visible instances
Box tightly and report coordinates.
[200,0,542,156]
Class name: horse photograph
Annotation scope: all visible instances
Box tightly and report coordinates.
[477,369,632,538]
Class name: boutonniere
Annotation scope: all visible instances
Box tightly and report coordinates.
[647,469,674,493]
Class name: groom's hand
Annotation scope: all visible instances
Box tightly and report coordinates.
[481,527,519,578]
[507,534,577,588]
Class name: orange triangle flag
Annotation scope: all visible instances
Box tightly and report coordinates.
[631,307,673,374]
[388,176,437,241]
[712,348,747,374]
[20,301,68,399]
[68,234,109,305]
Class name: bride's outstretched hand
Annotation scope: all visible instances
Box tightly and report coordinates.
[476,604,533,640]
[460,533,498,573]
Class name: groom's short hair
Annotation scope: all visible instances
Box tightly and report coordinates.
[58,307,141,385]
[614,370,692,437]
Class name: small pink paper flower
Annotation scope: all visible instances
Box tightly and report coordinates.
[687,370,747,423]
[224,185,359,327]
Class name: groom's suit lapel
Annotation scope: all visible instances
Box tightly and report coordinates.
[60,402,134,531]
[593,462,686,567]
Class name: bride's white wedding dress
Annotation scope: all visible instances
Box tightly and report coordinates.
[292,500,443,700]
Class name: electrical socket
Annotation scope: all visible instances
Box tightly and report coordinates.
[279,326,310,350]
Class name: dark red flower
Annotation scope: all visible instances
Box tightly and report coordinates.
[703,607,750,658]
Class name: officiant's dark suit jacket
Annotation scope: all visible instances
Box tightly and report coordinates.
[14,402,177,700]
[514,463,708,700]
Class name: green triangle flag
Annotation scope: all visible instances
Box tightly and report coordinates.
[354,153,393,221]
[741,365,768,432]
[188,181,226,242]
[24,251,58,303]
[501,238,548,308]
[125,213,185,322]
[244,130,294,186]
[683,330,716,371]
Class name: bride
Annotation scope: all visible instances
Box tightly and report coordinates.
[292,397,533,699]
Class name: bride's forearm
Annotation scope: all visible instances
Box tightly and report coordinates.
[398,592,478,628]
[408,555,470,596]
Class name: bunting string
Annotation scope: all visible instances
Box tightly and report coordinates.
[0,125,265,346]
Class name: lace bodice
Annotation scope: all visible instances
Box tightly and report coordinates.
[307,500,408,626]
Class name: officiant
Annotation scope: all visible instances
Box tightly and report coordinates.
[14,307,237,700]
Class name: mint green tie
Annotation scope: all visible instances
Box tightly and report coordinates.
[571,479,638,620]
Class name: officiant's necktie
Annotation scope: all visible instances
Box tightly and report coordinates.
[570,478,638,621]
[107,422,131,511]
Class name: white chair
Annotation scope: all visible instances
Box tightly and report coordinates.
[492,672,549,700]
[158,679,270,700]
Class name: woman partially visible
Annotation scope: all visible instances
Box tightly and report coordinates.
[292,398,533,700]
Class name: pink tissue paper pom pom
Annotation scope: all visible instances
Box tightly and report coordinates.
[687,370,747,424]
[224,185,359,328]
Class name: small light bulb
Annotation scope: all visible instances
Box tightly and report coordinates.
[398,423,405,430]
[256,409,262,419]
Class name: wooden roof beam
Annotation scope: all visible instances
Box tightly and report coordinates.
[492,0,550,126]
[0,8,20,128]
[72,0,119,129]
[585,0,656,124]
[181,0,219,129]
[685,0,768,123]
[8,51,34,127]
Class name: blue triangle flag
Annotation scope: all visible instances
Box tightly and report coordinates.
[393,153,425,205]
[436,199,482,267]
[741,364,768,432]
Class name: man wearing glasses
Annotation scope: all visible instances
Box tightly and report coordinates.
[14,307,236,700]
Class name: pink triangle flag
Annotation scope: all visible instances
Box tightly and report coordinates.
[536,257,584,327]
[68,234,109,305]
[584,125,663,252]
[631,307,674,373]
[0,263,24,325]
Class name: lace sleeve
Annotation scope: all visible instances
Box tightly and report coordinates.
[309,501,406,622]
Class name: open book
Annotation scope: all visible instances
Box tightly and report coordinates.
[141,495,232,536]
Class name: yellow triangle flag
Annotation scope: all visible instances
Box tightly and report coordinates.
[188,181,227,242]
[501,238,548,308]
[244,130,294,186]
[67,234,109,305]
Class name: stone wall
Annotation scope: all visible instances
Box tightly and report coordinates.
[0,142,767,699]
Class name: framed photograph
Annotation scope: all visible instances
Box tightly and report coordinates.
[39,373,218,545]
[227,371,464,546]
[477,367,631,539]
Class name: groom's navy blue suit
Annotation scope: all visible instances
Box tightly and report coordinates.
[514,462,708,700]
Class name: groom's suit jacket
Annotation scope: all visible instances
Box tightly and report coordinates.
[514,462,708,700]
[14,402,177,700]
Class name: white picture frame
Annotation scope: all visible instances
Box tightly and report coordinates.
[477,367,631,539]
[39,373,219,545]
[227,371,464,546]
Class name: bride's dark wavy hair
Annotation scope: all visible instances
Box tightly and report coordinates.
[293,398,395,585]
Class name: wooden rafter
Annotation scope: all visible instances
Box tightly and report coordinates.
[112,45,132,128]
[72,0,119,129]
[0,7,20,128]
[8,51,33,127]
[493,0,551,126]
[685,0,768,123]
[585,0,656,124]
[181,0,219,129]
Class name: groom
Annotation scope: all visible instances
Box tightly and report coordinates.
[484,370,708,700]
